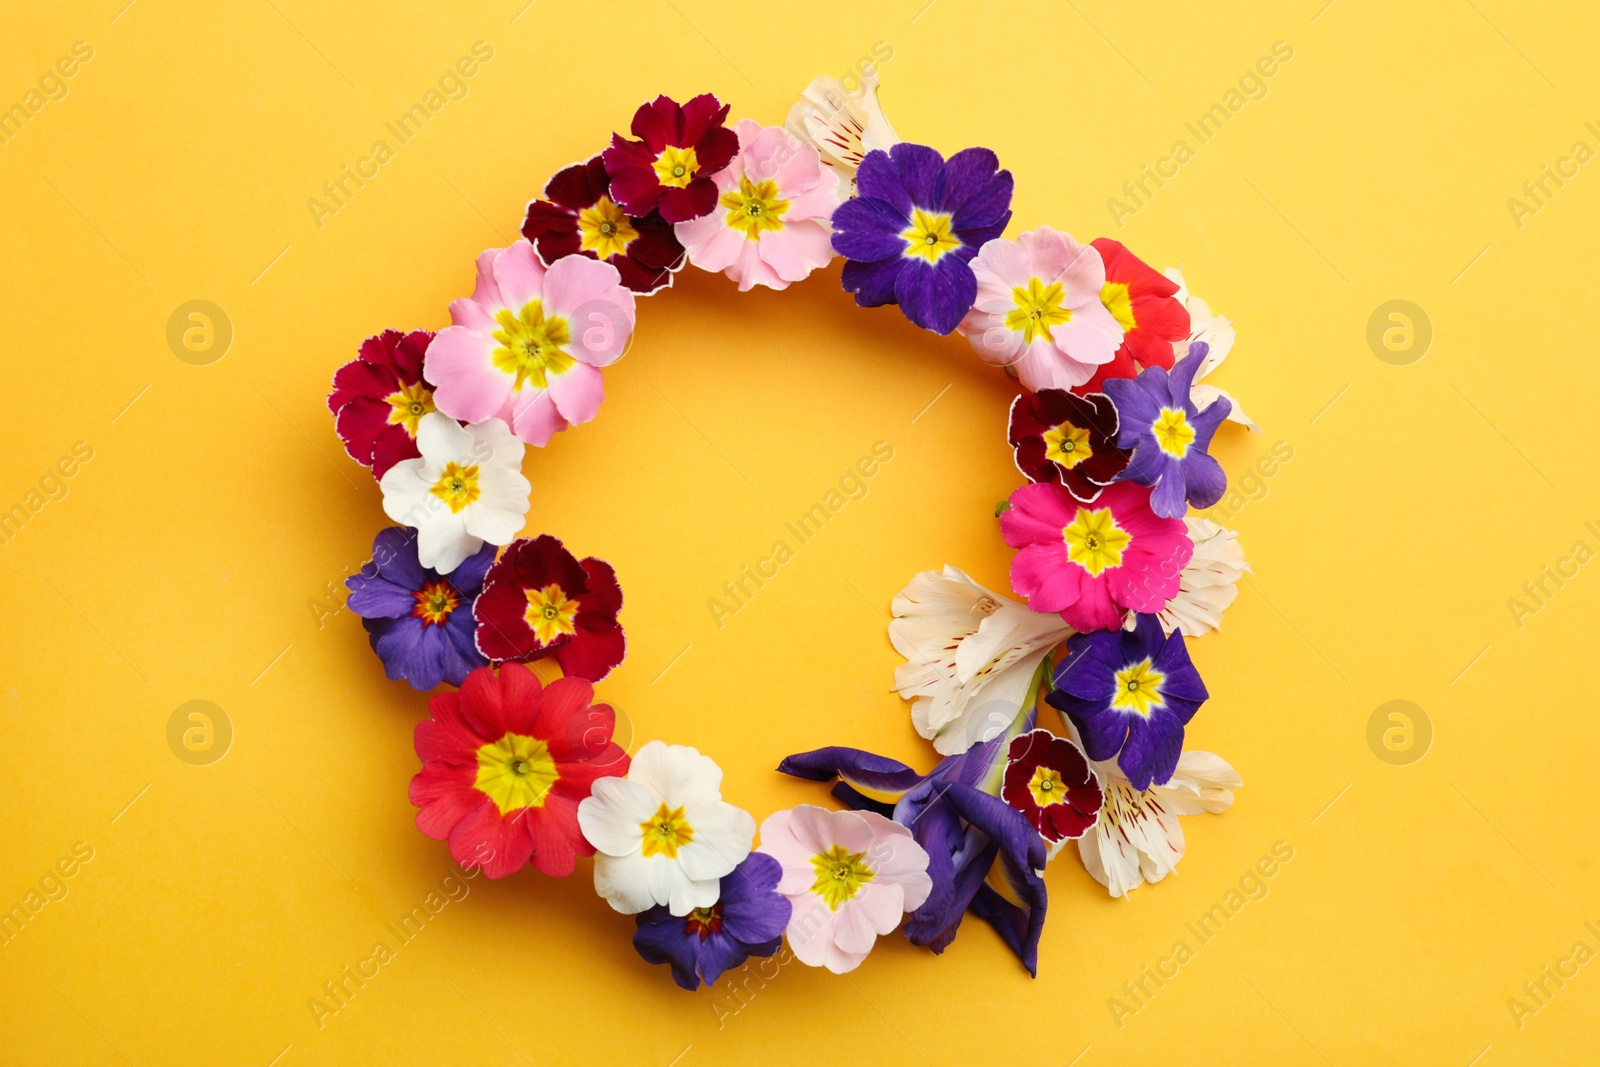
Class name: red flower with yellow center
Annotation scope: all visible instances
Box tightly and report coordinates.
[602,93,739,224]
[1079,239,1190,392]
[473,535,626,682]
[328,329,440,478]
[409,663,629,878]
[1000,729,1104,843]
[522,154,686,295]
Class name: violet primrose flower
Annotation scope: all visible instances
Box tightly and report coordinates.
[1104,343,1231,519]
[345,527,492,691]
[830,143,1013,335]
[632,851,791,991]
[1046,613,1208,791]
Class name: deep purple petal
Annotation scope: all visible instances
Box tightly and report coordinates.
[830,197,912,260]
[854,148,911,216]
[936,147,1000,213]
[633,913,702,991]
[372,527,427,588]
[893,254,977,335]
[450,542,498,595]
[346,572,417,619]
[886,142,945,209]
[1148,463,1190,518]
[1118,707,1186,790]
[779,747,927,797]
[841,256,907,308]
[1181,451,1227,510]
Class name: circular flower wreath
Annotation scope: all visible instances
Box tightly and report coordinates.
[329,71,1257,989]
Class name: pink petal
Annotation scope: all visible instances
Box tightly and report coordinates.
[760,222,834,283]
[1000,483,1077,546]
[425,326,508,424]
[491,240,547,312]
[547,363,605,426]
[469,248,504,309]
[1010,542,1080,612]
[509,387,569,446]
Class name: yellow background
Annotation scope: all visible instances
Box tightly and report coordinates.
[2,0,1596,1063]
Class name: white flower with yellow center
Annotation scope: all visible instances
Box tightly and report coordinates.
[379,413,530,575]
[577,741,755,915]
[889,566,1072,756]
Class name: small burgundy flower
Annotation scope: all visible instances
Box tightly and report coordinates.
[474,535,625,682]
[602,94,739,224]
[522,154,685,295]
[1008,389,1129,503]
[327,329,436,478]
[1001,729,1103,843]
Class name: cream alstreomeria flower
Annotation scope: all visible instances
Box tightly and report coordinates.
[1157,518,1249,638]
[379,413,530,575]
[784,63,900,188]
[1056,747,1242,898]
[890,566,1072,756]
[1163,267,1258,432]
[577,741,755,916]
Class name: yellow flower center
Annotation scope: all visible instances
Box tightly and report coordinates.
[722,176,789,240]
[474,732,560,814]
[1063,506,1131,576]
[1043,420,1093,470]
[429,461,480,514]
[1004,278,1073,344]
[900,208,960,264]
[1100,281,1137,332]
[809,843,874,911]
[1153,408,1195,458]
[576,196,638,259]
[1110,659,1167,718]
[523,583,580,644]
[411,579,459,626]
[653,144,700,188]
[639,803,695,859]
[491,299,575,393]
[384,380,435,437]
[1028,766,1069,807]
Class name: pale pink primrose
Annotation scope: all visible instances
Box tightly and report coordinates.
[758,804,932,974]
[958,228,1124,391]
[424,240,636,446]
[674,119,843,292]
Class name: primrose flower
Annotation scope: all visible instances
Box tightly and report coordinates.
[345,527,491,691]
[784,63,900,187]
[1104,344,1231,519]
[632,851,791,991]
[957,228,1123,390]
[1081,238,1190,390]
[578,742,756,916]
[379,413,530,575]
[473,534,625,682]
[674,119,844,291]
[779,717,1049,975]
[1046,613,1208,791]
[328,329,438,478]
[830,143,1013,335]
[522,154,685,295]
[758,804,932,974]
[603,94,740,224]
[409,664,628,878]
[424,240,636,447]
[1000,729,1103,844]
[1001,480,1192,633]
[1007,388,1129,503]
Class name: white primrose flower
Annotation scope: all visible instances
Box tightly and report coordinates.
[379,413,531,575]
[577,742,756,916]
